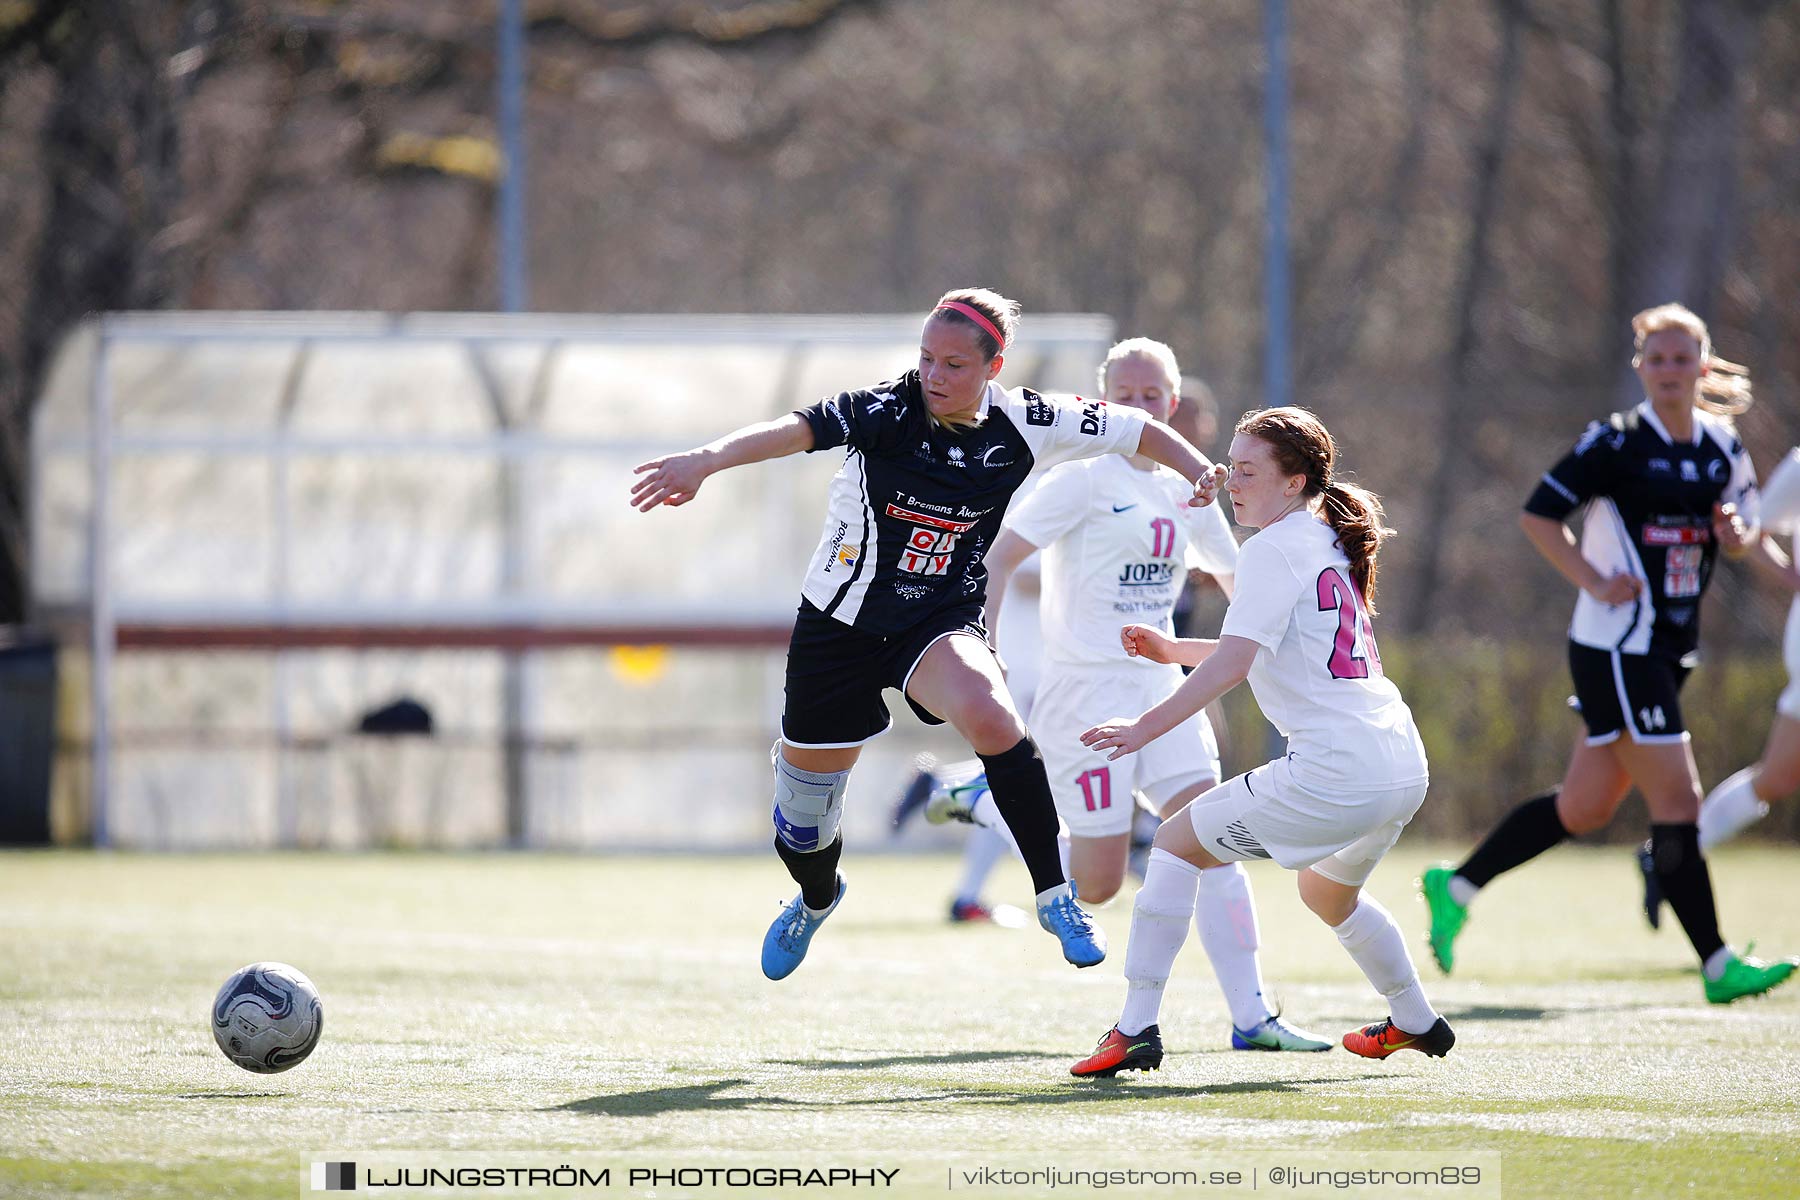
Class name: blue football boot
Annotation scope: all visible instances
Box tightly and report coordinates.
[761,875,847,980]
[1037,889,1106,968]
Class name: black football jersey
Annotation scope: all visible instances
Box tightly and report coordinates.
[1524,402,1757,660]
[794,371,1149,634]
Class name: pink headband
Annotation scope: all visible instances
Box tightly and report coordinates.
[934,301,1006,352]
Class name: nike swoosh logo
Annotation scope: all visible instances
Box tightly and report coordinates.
[1112,504,1137,513]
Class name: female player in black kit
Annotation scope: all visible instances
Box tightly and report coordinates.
[1422,303,1796,1004]
[630,288,1224,981]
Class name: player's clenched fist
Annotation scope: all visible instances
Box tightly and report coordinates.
[1120,623,1177,663]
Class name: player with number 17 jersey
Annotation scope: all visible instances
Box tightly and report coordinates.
[1009,452,1239,839]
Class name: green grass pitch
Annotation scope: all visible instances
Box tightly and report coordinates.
[3,845,1798,1198]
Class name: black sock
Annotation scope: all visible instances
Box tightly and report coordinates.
[773,832,843,910]
[1457,791,1568,888]
[978,737,1066,896]
[1651,822,1724,964]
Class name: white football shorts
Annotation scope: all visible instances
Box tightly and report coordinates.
[1182,754,1428,888]
[1779,599,1800,722]
[1030,660,1220,838]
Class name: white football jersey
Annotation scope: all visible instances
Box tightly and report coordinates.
[1218,511,1428,793]
[993,471,1047,714]
[1759,448,1800,667]
[1006,455,1238,667]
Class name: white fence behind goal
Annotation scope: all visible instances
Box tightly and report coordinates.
[31,312,1115,850]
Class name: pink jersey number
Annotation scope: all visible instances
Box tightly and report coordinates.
[1316,567,1383,680]
[1149,517,1177,559]
[1075,767,1113,811]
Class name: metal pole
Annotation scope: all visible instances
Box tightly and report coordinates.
[272,349,299,845]
[1262,0,1292,410]
[497,0,529,312]
[88,323,113,848]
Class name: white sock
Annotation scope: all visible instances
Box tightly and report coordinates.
[970,786,1072,882]
[969,788,1022,859]
[953,827,1009,904]
[1332,895,1439,1035]
[1117,849,1202,1035]
[1194,862,1272,1031]
[940,757,985,782]
[1448,874,1479,906]
[1703,946,1735,981]
[1698,767,1770,851]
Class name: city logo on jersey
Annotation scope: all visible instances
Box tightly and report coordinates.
[1707,459,1728,483]
[1079,398,1106,436]
[1118,562,1180,587]
[975,444,1013,469]
[1024,389,1055,427]
[1642,524,1709,545]
[886,501,980,576]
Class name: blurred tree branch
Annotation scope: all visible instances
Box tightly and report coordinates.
[1404,0,1526,636]
[0,0,234,622]
[1614,0,1774,401]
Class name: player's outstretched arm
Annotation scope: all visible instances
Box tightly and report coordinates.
[630,413,815,511]
[1120,623,1216,668]
[1135,420,1225,508]
[1083,635,1258,759]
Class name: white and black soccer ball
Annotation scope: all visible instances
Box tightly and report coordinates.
[211,962,323,1074]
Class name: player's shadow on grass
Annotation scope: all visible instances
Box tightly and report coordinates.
[1435,1004,1550,1022]
[178,1092,290,1100]
[553,1075,1362,1118]
[767,1051,1070,1070]
[971,1077,1367,1105]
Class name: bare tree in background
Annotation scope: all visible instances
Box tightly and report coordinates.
[0,0,235,624]
[1404,0,1526,636]
[1612,0,1778,399]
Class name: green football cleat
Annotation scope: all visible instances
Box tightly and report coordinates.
[1703,952,1799,1005]
[1420,866,1468,975]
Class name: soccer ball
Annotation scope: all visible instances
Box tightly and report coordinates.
[211,962,323,1073]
